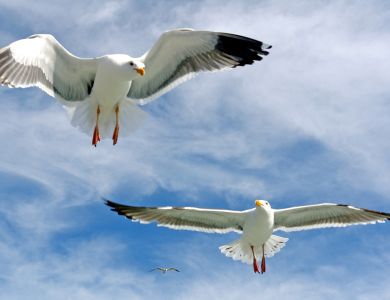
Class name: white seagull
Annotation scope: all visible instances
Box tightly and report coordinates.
[105,199,389,274]
[149,267,180,274]
[0,29,271,146]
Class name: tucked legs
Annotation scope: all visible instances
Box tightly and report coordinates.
[91,104,121,146]
[251,244,266,274]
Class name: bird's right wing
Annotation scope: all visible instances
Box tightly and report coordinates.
[148,268,160,272]
[105,199,246,234]
[0,34,97,102]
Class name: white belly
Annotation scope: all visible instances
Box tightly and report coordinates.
[242,209,274,246]
[63,55,145,139]
[91,75,131,111]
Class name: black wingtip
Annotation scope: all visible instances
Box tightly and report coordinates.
[337,203,390,220]
[362,207,390,220]
[103,198,138,221]
[103,198,125,213]
[103,197,117,208]
[215,33,272,67]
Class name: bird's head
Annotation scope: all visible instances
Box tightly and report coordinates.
[128,59,145,77]
[104,55,146,80]
[255,200,271,210]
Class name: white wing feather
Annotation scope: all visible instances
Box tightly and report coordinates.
[0,34,97,102]
[127,29,271,104]
[274,203,390,232]
[105,200,246,234]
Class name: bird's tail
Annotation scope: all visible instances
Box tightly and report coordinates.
[62,98,147,139]
[219,235,288,264]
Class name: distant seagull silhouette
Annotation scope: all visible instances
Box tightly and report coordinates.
[149,267,180,274]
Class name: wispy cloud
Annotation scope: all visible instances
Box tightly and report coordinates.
[0,0,389,299]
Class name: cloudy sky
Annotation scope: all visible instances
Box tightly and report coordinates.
[0,0,389,299]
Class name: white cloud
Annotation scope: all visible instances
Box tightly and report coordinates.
[0,0,388,217]
[0,0,389,299]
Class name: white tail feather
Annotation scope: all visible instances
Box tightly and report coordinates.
[63,98,147,138]
[219,235,288,264]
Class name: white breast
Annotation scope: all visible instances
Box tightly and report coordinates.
[242,208,274,246]
[91,56,131,110]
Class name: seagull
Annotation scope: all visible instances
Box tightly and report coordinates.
[0,29,271,146]
[105,199,389,274]
[149,267,180,274]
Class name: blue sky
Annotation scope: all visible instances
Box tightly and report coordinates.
[0,0,389,299]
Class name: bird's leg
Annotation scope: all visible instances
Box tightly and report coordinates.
[251,245,260,273]
[261,244,266,274]
[92,105,101,147]
[112,104,119,145]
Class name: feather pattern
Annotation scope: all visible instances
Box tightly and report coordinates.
[105,199,389,272]
[0,34,97,102]
[127,29,271,104]
[274,203,390,232]
[105,199,245,233]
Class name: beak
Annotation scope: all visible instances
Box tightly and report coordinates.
[136,67,145,76]
[255,200,263,207]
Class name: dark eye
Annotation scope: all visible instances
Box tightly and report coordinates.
[129,61,134,66]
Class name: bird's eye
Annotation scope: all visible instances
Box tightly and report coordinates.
[129,61,134,66]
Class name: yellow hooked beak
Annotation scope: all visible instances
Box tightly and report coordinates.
[136,67,145,76]
[255,200,263,207]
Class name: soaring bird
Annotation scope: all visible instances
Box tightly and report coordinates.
[105,199,389,274]
[149,267,180,274]
[0,29,271,146]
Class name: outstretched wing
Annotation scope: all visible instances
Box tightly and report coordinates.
[0,34,97,102]
[274,203,390,232]
[105,199,245,234]
[167,268,180,272]
[127,29,271,104]
[148,268,162,272]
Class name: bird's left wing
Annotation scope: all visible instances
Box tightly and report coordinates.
[127,29,271,104]
[105,199,246,233]
[274,203,390,232]
[168,268,180,272]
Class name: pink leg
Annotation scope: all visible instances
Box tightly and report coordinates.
[112,105,119,145]
[261,244,266,274]
[251,245,260,273]
[92,106,101,147]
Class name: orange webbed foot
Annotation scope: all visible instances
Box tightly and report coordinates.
[92,105,101,147]
[261,254,266,274]
[261,244,266,274]
[92,126,100,147]
[112,125,119,145]
[112,105,120,145]
[251,245,260,273]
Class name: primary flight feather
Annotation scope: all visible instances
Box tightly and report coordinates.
[0,29,271,146]
[105,199,389,274]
